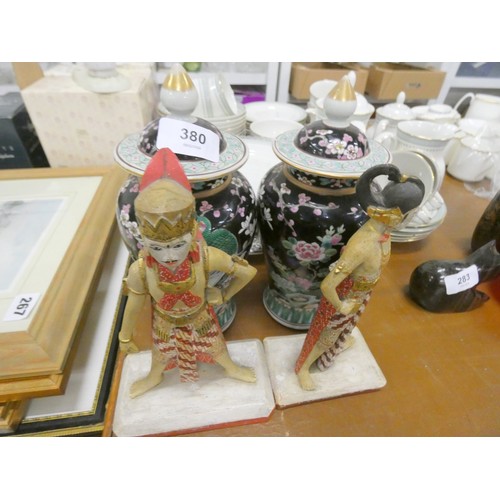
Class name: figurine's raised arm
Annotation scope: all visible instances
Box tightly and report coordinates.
[206,248,257,306]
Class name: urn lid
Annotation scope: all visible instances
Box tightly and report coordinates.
[273,76,391,178]
[296,76,371,160]
[114,63,248,181]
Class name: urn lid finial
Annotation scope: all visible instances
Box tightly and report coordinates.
[138,63,226,160]
[323,76,358,128]
[160,63,198,119]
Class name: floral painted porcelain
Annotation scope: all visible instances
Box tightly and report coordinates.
[258,76,391,328]
[115,64,257,330]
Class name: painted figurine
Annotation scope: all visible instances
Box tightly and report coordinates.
[295,165,426,390]
[118,148,257,398]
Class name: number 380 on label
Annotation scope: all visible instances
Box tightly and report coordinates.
[180,128,206,144]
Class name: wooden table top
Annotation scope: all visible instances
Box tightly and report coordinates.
[105,173,499,437]
[190,174,499,437]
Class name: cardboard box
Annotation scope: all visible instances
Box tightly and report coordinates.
[289,62,369,100]
[366,63,446,101]
[0,92,49,169]
[18,63,158,168]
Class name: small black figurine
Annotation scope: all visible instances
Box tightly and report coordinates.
[409,237,500,312]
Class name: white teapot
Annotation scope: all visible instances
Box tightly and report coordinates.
[454,92,500,122]
[366,91,416,138]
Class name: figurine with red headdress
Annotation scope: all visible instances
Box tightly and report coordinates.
[118,148,257,398]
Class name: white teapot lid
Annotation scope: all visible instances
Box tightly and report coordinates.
[414,103,461,121]
[377,91,416,120]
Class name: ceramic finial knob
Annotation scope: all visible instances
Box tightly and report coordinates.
[347,70,356,88]
[396,91,406,105]
[160,63,198,118]
[323,75,357,128]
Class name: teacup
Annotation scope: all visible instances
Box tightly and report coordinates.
[457,118,500,138]
[308,72,357,106]
[447,135,500,182]
[443,118,500,165]
[375,120,458,190]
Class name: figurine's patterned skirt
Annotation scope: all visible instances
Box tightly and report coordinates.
[151,305,226,382]
[295,279,371,373]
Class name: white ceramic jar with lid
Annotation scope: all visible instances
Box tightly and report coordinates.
[367,91,416,138]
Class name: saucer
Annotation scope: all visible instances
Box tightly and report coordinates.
[391,198,447,242]
[245,101,307,124]
[72,66,131,94]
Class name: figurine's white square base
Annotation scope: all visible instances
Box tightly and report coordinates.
[112,339,275,436]
[264,328,386,408]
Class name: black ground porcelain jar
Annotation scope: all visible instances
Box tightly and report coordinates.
[115,117,257,331]
[258,164,369,328]
[257,78,391,328]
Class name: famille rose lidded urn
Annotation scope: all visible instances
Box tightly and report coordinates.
[258,76,391,329]
[114,63,258,330]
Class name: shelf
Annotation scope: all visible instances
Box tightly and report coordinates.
[154,63,281,101]
[153,70,268,86]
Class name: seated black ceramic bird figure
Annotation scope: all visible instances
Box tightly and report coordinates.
[409,237,500,312]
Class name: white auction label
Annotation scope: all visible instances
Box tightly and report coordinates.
[156,117,220,162]
[3,293,41,322]
[444,265,479,295]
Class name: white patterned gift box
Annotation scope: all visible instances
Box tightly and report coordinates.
[20,63,158,168]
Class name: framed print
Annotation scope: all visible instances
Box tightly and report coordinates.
[9,232,129,436]
[0,166,126,401]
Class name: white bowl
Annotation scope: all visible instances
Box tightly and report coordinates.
[245,102,307,124]
[249,119,303,140]
[398,120,458,146]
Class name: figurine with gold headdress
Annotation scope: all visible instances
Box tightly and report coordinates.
[295,164,426,390]
[118,148,257,398]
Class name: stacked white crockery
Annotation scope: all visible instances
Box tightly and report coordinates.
[158,72,247,136]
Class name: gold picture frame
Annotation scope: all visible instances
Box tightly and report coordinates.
[0,166,125,401]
